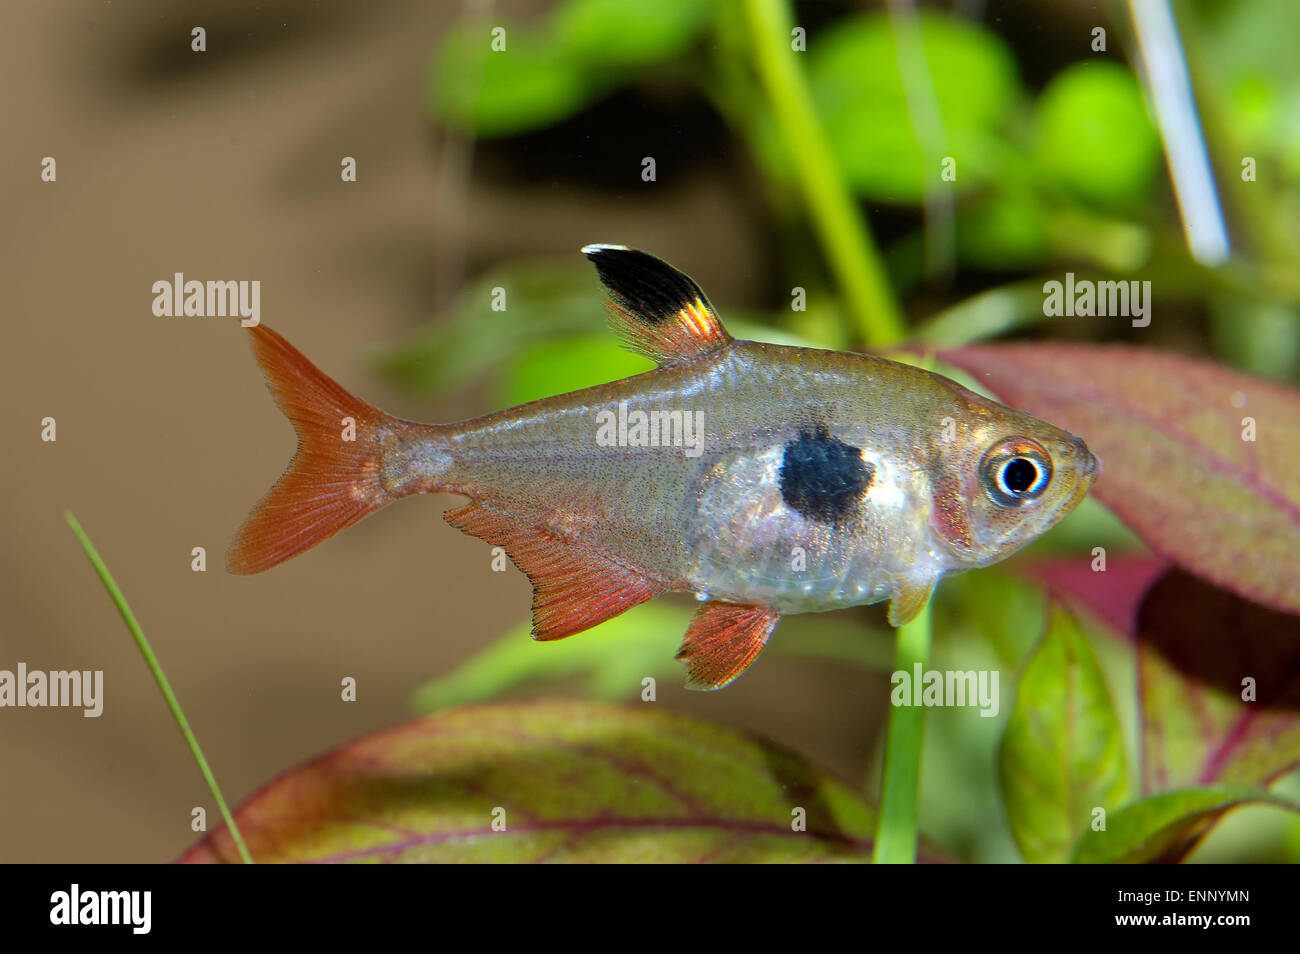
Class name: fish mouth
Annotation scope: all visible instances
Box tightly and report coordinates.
[1082,450,1100,481]
[1067,435,1097,476]
[1067,435,1100,506]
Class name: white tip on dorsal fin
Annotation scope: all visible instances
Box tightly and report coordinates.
[582,245,733,366]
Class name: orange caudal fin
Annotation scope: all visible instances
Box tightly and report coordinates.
[229,326,405,575]
[676,602,781,691]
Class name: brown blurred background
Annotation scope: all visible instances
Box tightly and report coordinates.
[1,0,900,862]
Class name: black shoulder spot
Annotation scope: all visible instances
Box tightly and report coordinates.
[779,425,873,526]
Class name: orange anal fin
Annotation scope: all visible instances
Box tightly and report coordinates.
[582,245,732,366]
[676,602,780,691]
[445,502,665,641]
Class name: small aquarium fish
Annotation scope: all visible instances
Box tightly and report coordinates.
[230,246,1098,689]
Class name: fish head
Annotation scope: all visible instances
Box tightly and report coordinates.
[927,391,1099,569]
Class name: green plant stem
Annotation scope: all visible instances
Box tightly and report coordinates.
[743,0,906,346]
[886,0,954,283]
[873,597,933,863]
[65,511,253,864]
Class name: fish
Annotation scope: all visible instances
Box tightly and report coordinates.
[229,245,1098,690]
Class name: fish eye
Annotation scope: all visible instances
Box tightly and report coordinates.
[980,438,1052,508]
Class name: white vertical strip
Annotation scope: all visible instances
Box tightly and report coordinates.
[1130,0,1231,265]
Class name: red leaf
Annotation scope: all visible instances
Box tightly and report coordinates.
[1019,554,1171,639]
[1135,569,1300,795]
[177,700,899,864]
[940,343,1300,617]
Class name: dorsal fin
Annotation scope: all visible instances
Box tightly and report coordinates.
[582,244,733,366]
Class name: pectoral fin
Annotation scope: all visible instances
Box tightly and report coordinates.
[676,602,780,691]
[887,579,935,627]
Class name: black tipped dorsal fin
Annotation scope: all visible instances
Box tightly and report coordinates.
[582,244,732,366]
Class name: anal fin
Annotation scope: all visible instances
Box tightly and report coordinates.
[446,502,664,640]
[676,602,780,691]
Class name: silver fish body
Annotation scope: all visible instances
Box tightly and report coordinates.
[392,339,1093,615]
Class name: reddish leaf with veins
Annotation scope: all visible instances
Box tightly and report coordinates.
[940,343,1300,618]
[178,700,937,864]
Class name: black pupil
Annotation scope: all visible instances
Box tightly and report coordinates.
[1003,458,1039,494]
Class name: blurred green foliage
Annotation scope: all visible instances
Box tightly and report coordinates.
[374,260,607,397]
[432,24,594,137]
[806,12,1019,201]
[502,335,651,406]
[422,0,1300,383]
[430,0,713,137]
[1034,62,1160,208]
[553,0,712,68]
[410,603,689,710]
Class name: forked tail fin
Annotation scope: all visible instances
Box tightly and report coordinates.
[228,326,401,575]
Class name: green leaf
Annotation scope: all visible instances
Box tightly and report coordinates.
[553,0,712,68]
[430,22,603,137]
[1071,785,1300,864]
[501,334,652,407]
[807,11,1020,202]
[1018,561,1300,823]
[179,700,883,863]
[1034,62,1160,208]
[938,343,1300,618]
[998,603,1129,863]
